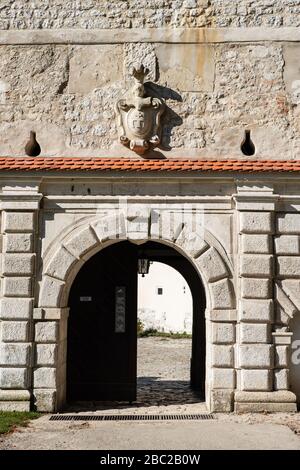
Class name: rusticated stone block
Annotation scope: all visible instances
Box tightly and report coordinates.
[210,390,233,412]
[241,234,271,254]
[240,255,273,277]
[0,368,28,389]
[239,299,273,322]
[240,323,270,344]
[34,389,56,413]
[277,213,300,234]
[210,278,235,309]
[0,343,31,366]
[241,277,271,299]
[33,367,56,388]
[35,322,58,343]
[3,233,33,253]
[3,277,32,297]
[212,323,235,344]
[212,345,234,368]
[2,212,35,233]
[277,257,300,278]
[241,369,272,391]
[35,344,57,366]
[274,369,289,390]
[275,235,300,255]
[2,253,35,276]
[0,321,29,342]
[0,298,33,320]
[211,368,235,389]
[239,344,273,368]
[240,212,273,234]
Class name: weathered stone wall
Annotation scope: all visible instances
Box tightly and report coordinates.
[0,0,213,29]
[0,41,300,158]
[2,1,300,30]
[1,1,300,158]
[214,0,300,27]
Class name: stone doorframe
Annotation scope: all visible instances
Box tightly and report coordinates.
[35,210,236,412]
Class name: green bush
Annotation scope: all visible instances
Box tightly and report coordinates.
[138,328,191,339]
[137,318,145,335]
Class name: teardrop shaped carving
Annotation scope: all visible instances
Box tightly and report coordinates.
[241,130,255,156]
[25,131,41,157]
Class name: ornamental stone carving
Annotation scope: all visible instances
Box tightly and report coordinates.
[115,64,165,155]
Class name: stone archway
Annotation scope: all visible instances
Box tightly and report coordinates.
[35,211,236,412]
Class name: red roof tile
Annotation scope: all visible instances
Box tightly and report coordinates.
[0,157,300,173]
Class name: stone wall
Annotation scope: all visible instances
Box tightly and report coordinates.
[0,40,300,158]
[1,1,300,158]
[0,0,213,29]
[214,0,300,27]
[2,1,300,30]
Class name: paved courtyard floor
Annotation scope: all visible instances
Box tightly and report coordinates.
[0,337,300,450]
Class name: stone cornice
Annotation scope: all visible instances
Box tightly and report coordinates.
[233,194,279,211]
[2,27,300,45]
[0,193,42,210]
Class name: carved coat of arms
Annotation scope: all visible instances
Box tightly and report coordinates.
[115,64,165,155]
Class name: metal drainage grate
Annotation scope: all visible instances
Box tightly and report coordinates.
[50,414,214,422]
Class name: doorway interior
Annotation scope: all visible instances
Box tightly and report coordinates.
[66,240,206,407]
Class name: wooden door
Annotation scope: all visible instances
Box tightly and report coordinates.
[67,241,138,402]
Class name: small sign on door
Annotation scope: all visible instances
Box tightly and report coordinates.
[115,286,126,333]
[80,296,92,302]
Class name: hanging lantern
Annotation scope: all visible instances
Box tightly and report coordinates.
[138,258,150,277]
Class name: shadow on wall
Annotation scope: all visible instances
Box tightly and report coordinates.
[145,82,183,154]
[290,315,300,408]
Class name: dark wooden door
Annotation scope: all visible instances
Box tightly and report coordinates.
[67,241,138,402]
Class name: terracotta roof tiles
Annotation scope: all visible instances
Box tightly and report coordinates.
[0,157,300,173]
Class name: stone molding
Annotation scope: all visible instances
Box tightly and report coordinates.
[2,27,300,45]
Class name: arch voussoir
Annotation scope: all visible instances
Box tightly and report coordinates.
[91,213,126,242]
[195,246,229,284]
[39,275,65,308]
[176,227,209,258]
[63,225,99,260]
[44,245,82,282]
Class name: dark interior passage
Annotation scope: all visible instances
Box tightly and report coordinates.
[67,241,206,405]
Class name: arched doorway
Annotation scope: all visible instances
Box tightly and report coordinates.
[66,240,206,404]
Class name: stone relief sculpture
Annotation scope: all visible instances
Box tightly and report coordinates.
[115,64,165,155]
